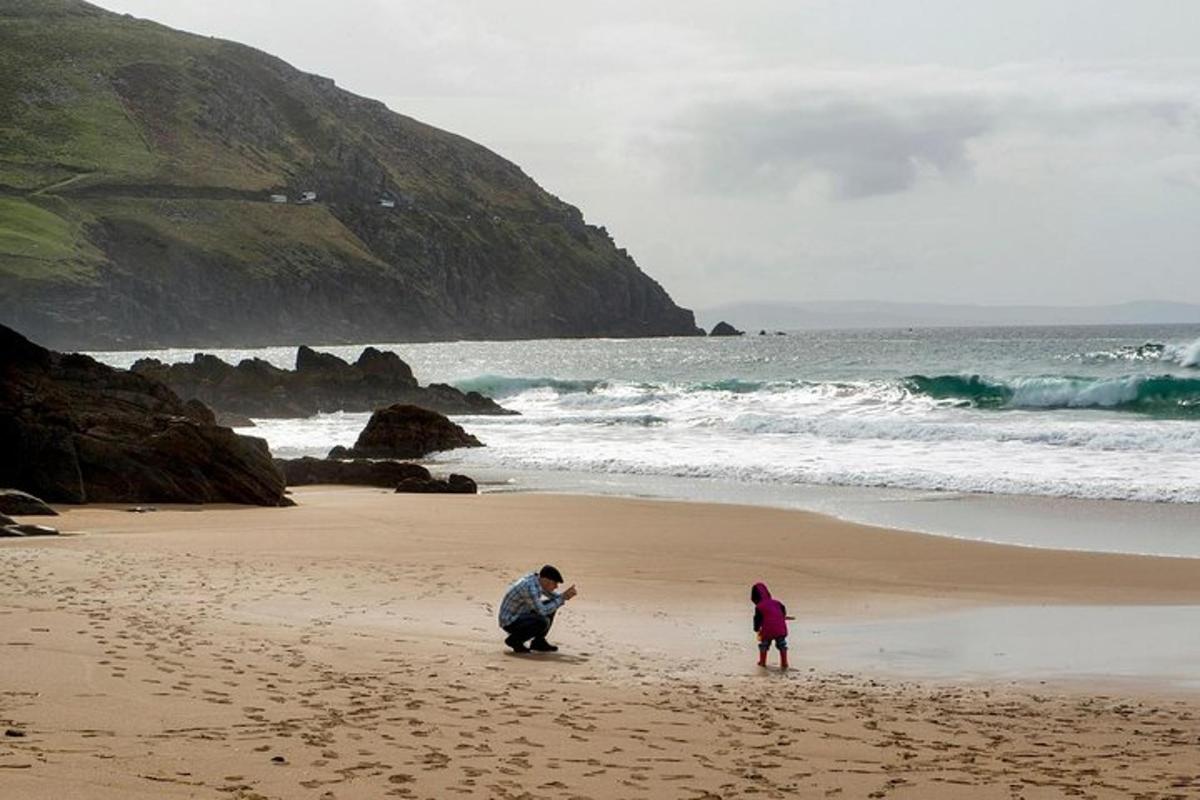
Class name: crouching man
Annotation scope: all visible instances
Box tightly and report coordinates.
[499,564,577,653]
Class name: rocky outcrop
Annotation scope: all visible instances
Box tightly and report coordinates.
[709,321,745,336]
[330,404,483,460]
[396,473,477,494]
[277,457,431,488]
[0,324,288,506]
[131,346,513,419]
[277,456,477,493]
[0,489,58,516]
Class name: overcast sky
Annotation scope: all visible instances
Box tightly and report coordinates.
[96,1,1200,311]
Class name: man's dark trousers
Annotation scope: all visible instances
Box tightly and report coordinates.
[503,611,554,648]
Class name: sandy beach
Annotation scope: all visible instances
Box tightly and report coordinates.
[3,487,1199,799]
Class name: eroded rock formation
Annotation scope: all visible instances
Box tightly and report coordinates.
[131,346,513,419]
[329,404,483,460]
[0,324,288,506]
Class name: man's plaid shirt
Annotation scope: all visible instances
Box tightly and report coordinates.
[498,572,565,627]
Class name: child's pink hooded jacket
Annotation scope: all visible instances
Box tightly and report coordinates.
[751,582,788,640]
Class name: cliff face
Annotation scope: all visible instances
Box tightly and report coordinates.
[0,1,701,348]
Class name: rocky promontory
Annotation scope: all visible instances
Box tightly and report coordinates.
[0,323,287,506]
[131,346,513,419]
[0,1,701,350]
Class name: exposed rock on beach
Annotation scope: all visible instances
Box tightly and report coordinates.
[329,404,483,460]
[0,489,58,516]
[0,324,288,506]
[277,456,478,494]
[277,456,430,488]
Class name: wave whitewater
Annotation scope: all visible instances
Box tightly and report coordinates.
[453,375,609,398]
[1077,336,1200,367]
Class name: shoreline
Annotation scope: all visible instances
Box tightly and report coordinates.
[3,488,1199,798]
[438,463,1200,559]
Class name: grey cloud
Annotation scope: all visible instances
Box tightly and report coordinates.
[635,66,1200,200]
[650,94,995,199]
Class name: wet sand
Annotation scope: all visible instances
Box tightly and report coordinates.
[2,487,1199,798]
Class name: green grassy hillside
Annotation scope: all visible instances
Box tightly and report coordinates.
[0,1,700,348]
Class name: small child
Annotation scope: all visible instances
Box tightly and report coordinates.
[751,581,792,670]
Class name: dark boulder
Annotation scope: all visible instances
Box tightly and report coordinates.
[395,473,478,494]
[130,345,512,419]
[0,324,287,506]
[295,345,353,376]
[709,321,744,336]
[338,404,483,459]
[277,457,432,487]
[446,473,478,494]
[354,347,416,386]
[0,489,58,516]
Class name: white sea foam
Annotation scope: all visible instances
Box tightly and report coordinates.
[444,428,1200,504]
[1079,337,1200,368]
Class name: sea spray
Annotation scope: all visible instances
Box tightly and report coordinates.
[1078,336,1200,368]
[1180,337,1200,368]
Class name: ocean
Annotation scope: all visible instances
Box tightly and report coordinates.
[90,324,1200,554]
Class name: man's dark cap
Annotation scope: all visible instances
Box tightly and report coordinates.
[539,564,564,583]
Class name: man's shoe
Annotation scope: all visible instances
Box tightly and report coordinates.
[505,635,530,654]
[529,638,558,652]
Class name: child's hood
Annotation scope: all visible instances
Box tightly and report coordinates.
[751,581,772,603]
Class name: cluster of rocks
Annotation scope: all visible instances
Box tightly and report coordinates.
[1,324,487,508]
[275,403,482,494]
[0,324,288,506]
[277,457,477,494]
[131,346,515,419]
[710,322,787,336]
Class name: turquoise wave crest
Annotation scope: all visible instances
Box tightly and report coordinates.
[905,374,1200,416]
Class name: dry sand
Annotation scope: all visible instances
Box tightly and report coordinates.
[2,487,1199,799]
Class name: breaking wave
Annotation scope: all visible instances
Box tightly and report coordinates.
[904,374,1200,416]
[457,372,1200,417]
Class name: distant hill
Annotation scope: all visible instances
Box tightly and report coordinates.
[0,1,700,349]
[696,300,1200,332]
